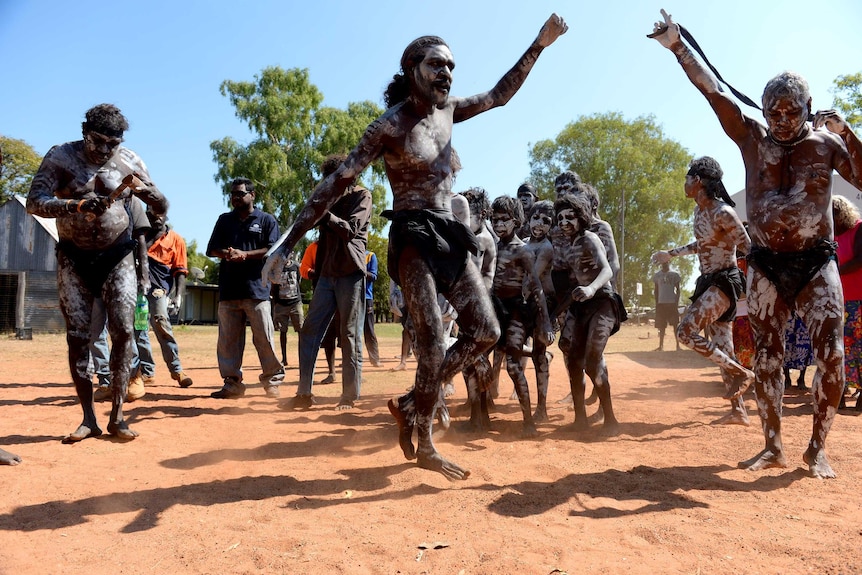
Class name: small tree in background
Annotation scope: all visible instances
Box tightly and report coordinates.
[0,136,42,205]
[832,72,862,131]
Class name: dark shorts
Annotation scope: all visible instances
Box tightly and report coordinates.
[492,295,536,349]
[691,266,744,323]
[383,208,479,293]
[57,238,136,295]
[655,303,680,330]
[272,300,303,332]
[747,240,837,307]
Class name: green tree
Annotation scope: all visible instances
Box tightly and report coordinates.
[210,66,388,233]
[528,112,695,305]
[831,72,862,130]
[185,239,219,285]
[0,135,42,205]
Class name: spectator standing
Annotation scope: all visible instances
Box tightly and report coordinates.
[268,250,304,366]
[652,261,681,351]
[285,154,373,411]
[142,208,193,388]
[206,177,283,399]
[833,195,862,410]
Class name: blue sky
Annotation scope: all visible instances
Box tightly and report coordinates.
[2,0,861,257]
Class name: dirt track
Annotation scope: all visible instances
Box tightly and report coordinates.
[1,323,860,575]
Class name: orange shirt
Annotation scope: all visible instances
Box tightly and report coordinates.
[300,241,318,280]
[147,228,188,276]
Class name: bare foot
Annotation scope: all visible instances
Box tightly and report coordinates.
[0,448,22,465]
[600,418,620,436]
[61,424,102,444]
[803,446,837,479]
[570,418,589,432]
[106,421,139,441]
[723,370,754,400]
[417,450,470,480]
[463,414,492,433]
[738,448,787,471]
[521,422,539,438]
[561,420,589,433]
[388,399,416,460]
[711,412,750,426]
[533,407,548,423]
[391,363,407,372]
[335,401,355,411]
[556,392,573,405]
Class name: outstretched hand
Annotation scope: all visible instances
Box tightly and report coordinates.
[648,8,680,47]
[813,109,850,135]
[535,13,568,47]
[651,250,672,265]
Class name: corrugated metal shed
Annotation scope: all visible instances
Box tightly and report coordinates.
[0,196,63,333]
[0,195,219,332]
[0,196,58,272]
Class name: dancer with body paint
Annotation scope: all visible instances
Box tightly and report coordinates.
[264,14,567,479]
[652,9,862,477]
[554,193,619,433]
[653,156,753,426]
[27,103,168,443]
[489,196,554,436]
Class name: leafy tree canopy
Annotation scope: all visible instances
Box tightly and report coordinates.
[210,66,388,234]
[527,112,695,305]
[831,72,862,131]
[0,135,42,205]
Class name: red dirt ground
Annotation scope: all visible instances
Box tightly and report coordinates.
[1,323,860,575]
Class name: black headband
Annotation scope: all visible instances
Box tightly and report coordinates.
[83,123,124,138]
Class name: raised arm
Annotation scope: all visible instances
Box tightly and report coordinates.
[815,109,862,191]
[453,13,567,123]
[650,9,751,146]
[265,117,385,274]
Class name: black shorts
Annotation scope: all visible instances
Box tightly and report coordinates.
[655,303,679,330]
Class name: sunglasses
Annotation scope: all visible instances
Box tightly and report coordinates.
[231,189,252,197]
[85,132,123,149]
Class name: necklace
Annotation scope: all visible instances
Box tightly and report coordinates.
[767,123,811,148]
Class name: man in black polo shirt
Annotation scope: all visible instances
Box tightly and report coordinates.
[206,177,284,399]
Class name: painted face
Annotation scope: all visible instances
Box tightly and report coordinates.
[230,184,254,210]
[83,131,123,165]
[517,191,536,211]
[467,210,484,234]
[412,45,454,107]
[763,93,810,143]
[555,180,575,197]
[684,173,700,199]
[491,211,517,239]
[529,211,553,240]
[557,208,579,238]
